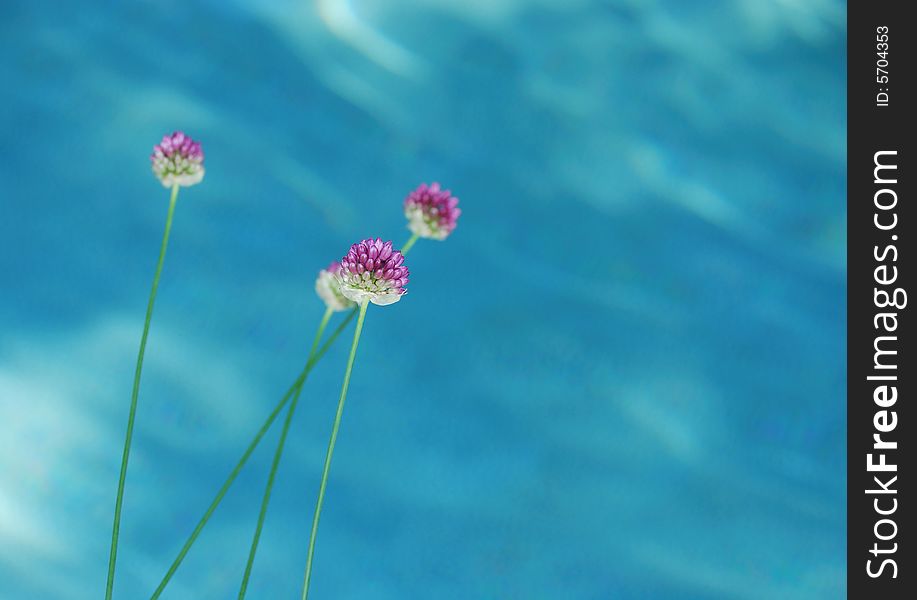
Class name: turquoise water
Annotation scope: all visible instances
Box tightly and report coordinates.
[0,1,846,598]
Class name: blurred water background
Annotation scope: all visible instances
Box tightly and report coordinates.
[0,0,846,598]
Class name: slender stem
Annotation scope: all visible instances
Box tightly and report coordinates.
[400,232,420,256]
[238,308,334,599]
[106,184,180,599]
[150,307,357,600]
[301,300,369,600]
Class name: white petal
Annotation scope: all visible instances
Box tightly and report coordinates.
[370,291,404,306]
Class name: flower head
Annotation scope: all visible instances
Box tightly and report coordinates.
[151,131,205,188]
[338,238,409,306]
[315,261,356,312]
[404,182,461,240]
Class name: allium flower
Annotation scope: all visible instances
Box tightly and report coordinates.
[404,182,461,240]
[338,238,409,306]
[151,131,205,188]
[315,261,356,312]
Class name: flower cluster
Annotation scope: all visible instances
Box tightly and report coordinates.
[404,182,461,240]
[151,131,205,188]
[315,262,356,312]
[337,238,409,306]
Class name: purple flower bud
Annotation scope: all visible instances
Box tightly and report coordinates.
[338,238,409,306]
[151,131,205,188]
[315,261,356,312]
[404,182,461,240]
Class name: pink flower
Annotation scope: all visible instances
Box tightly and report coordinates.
[315,262,356,312]
[404,182,461,240]
[150,131,205,187]
[338,238,409,306]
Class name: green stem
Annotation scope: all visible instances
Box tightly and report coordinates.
[150,307,357,600]
[400,232,420,256]
[301,300,369,600]
[238,307,334,599]
[107,183,180,600]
